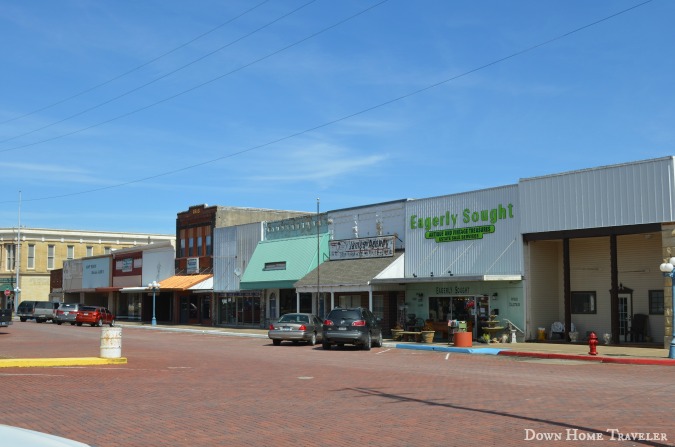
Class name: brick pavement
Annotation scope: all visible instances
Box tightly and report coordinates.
[1,322,674,447]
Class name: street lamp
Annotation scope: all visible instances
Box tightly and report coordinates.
[148,281,160,326]
[658,258,675,359]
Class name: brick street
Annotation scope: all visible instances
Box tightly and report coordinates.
[1,322,674,447]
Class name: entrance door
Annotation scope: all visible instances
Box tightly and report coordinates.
[618,294,631,342]
[180,297,189,324]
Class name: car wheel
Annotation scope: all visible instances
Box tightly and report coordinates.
[20,317,26,322]
[272,339,281,346]
[76,323,82,326]
[362,333,372,351]
[70,323,76,326]
[308,333,317,346]
[322,341,331,350]
[96,319,103,327]
[110,320,115,327]
[57,321,62,325]
[374,331,383,348]
[36,319,43,323]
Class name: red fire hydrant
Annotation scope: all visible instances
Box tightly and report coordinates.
[588,332,598,356]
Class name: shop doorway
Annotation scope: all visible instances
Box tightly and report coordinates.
[618,288,633,342]
[179,295,211,325]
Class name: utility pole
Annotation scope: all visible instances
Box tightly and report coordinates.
[14,191,21,312]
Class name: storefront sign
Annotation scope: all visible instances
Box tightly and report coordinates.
[410,203,514,243]
[187,257,199,274]
[329,236,394,260]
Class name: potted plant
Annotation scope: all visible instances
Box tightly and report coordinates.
[420,321,435,343]
[391,323,403,341]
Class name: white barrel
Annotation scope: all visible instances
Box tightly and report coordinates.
[100,326,122,358]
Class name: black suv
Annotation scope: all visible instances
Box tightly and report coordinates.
[322,307,383,350]
[17,300,37,322]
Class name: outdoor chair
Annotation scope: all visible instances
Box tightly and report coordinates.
[629,314,649,342]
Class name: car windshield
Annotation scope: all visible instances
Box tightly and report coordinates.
[60,304,79,310]
[278,314,307,323]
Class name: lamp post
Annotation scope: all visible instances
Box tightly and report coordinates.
[148,281,160,326]
[658,258,675,359]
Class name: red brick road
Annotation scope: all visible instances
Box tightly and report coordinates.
[1,322,674,447]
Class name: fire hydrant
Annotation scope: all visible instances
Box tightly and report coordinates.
[588,331,598,356]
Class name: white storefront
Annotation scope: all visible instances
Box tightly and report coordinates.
[376,156,675,347]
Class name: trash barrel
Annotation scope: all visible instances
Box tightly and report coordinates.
[100,326,122,358]
[453,331,472,347]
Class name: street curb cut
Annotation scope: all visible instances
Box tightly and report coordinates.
[0,357,128,368]
[395,344,502,355]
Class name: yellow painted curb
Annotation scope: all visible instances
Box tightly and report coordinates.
[0,357,128,368]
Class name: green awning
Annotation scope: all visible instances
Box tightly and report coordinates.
[240,234,329,290]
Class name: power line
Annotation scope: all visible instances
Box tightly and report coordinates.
[1,0,653,205]
[0,0,271,127]
[0,0,319,144]
[0,0,387,154]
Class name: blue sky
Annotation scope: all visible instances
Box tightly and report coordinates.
[0,0,672,235]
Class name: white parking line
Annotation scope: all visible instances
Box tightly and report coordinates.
[376,349,392,354]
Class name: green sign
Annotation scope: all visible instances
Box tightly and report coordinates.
[411,202,514,244]
[426,225,495,242]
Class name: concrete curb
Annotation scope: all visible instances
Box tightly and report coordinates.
[0,357,128,368]
[498,350,675,366]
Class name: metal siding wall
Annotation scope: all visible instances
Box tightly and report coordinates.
[404,185,522,277]
[521,157,675,233]
[617,233,664,342]
[526,240,562,339]
[569,237,612,336]
[213,223,262,292]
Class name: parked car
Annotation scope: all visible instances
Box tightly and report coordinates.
[0,424,92,446]
[33,301,60,323]
[322,307,383,351]
[76,306,115,327]
[16,300,37,322]
[268,313,324,346]
[55,303,86,325]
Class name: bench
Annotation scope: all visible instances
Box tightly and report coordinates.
[400,331,421,342]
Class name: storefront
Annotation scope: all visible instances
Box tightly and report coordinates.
[295,237,405,329]
[238,234,330,327]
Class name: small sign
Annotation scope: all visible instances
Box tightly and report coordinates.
[187,257,199,274]
[329,236,395,260]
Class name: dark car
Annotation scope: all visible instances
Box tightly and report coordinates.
[268,313,324,346]
[322,307,383,351]
[16,300,37,322]
[76,306,115,327]
[55,303,86,325]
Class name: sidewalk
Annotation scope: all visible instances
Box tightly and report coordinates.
[123,322,675,366]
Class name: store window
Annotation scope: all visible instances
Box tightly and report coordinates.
[571,291,596,314]
[649,290,664,315]
[373,294,384,319]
